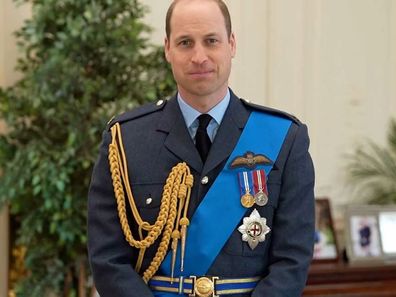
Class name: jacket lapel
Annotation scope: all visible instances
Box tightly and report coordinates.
[157,97,203,173]
[203,92,250,175]
[156,92,251,175]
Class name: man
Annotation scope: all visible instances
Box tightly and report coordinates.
[88,0,315,296]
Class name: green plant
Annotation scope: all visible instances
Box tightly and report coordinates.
[0,0,175,296]
[347,119,396,204]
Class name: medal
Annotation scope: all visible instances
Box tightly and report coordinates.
[253,170,268,206]
[239,171,254,208]
[241,193,255,208]
[255,191,268,207]
[238,208,271,250]
[238,170,269,208]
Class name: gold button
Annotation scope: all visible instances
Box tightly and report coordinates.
[156,99,164,106]
[194,277,214,297]
[201,176,209,185]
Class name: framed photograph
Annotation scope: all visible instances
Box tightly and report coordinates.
[313,198,339,262]
[345,205,384,264]
[378,210,396,258]
[345,205,396,264]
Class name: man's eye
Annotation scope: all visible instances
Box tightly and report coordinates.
[207,38,218,45]
[179,40,192,47]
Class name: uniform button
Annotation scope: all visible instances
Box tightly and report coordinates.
[201,176,209,185]
[156,99,164,106]
[146,197,152,205]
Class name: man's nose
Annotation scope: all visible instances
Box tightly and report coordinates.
[191,44,208,64]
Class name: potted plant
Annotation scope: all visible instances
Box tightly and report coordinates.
[0,0,175,296]
[347,120,396,204]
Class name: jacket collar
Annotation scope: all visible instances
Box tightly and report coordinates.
[156,89,250,174]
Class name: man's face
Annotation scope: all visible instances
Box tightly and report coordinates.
[165,0,236,102]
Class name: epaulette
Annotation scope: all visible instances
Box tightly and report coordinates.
[240,98,301,125]
[106,99,167,129]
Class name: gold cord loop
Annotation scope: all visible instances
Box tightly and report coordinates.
[108,123,193,283]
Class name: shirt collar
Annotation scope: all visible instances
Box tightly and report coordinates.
[177,89,230,128]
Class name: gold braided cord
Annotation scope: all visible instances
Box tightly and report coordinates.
[142,170,181,282]
[108,123,193,283]
[115,123,148,227]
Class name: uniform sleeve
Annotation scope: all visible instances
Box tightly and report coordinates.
[252,123,315,297]
[87,130,154,297]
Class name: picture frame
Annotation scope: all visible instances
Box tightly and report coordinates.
[313,198,339,262]
[344,205,396,264]
[378,209,396,258]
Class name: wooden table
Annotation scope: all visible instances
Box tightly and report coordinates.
[303,262,396,297]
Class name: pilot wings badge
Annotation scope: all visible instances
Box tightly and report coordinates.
[238,209,270,250]
[230,151,273,170]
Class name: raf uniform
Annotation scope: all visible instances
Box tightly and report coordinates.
[88,89,315,297]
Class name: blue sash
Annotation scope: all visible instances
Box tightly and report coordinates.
[152,111,291,296]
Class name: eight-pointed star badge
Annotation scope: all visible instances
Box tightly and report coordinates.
[238,209,270,250]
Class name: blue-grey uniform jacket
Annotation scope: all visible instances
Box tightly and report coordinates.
[88,90,315,297]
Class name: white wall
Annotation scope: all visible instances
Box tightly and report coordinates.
[0,0,30,87]
[261,0,396,218]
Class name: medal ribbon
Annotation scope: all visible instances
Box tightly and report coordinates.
[238,171,253,196]
[153,111,292,296]
[253,169,268,195]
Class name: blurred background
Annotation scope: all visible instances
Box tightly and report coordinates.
[1,0,395,296]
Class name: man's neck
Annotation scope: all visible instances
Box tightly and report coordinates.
[178,88,229,113]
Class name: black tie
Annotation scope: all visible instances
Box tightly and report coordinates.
[195,114,212,162]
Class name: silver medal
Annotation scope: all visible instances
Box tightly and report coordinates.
[254,170,268,207]
[254,191,268,206]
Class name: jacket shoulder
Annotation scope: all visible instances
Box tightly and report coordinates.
[106,99,167,130]
[240,98,301,125]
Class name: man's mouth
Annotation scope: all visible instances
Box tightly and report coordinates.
[188,70,214,78]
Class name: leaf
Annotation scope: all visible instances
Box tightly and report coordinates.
[55,180,65,192]
[32,174,40,185]
[33,185,41,195]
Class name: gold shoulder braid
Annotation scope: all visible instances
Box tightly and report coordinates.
[108,123,193,283]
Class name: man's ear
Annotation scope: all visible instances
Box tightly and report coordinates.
[164,37,171,62]
[229,32,236,58]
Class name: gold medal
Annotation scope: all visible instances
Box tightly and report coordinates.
[241,193,255,208]
[239,171,255,208]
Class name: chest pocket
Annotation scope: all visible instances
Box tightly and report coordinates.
[128,180,167,262]
[222,169,282,257]
[131,180,165,225]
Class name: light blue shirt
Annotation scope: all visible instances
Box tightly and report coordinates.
[177,89,230,143]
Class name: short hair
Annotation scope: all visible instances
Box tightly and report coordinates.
[165,0,232,39]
